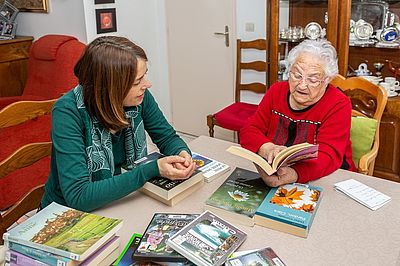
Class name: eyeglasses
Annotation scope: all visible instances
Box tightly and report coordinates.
[289,71,325,89]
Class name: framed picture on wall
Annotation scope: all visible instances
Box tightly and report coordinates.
[6,0,48,13]
[95,0,115,4]
[0,1,19,21]
[96,8,117,34]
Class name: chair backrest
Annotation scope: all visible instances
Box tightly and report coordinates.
[0,100,55,244]
[22,34,85,99]
[330,74,388,175]
[235,39,267,102]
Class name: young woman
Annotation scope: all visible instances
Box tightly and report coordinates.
[41,36,196,212]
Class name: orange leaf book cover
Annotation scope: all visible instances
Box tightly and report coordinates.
[254,183,323,238]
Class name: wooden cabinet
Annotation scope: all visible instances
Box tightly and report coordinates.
[266,1,400,181]
[0,36,33,97]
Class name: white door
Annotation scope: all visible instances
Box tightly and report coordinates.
[166,0,236,140]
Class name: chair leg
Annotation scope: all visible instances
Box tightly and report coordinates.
[206,115,215,137]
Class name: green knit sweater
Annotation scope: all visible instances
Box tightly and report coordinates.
[41,89,190,212]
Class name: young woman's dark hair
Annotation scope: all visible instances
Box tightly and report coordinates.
[74,36,147,131]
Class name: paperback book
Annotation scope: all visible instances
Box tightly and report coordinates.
[192,152,230,182]
[205,167,271,226]
[3,202,123,261]
[133,213,198,263]
[167,211,247,266]
[254,183,323,238]
[113,233,142,266]
[137,152,204,205]
[226,143,318,175]
[226,247,286,266]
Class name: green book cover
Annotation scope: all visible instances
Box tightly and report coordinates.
[205,167,271,222]
[113,233,142,266]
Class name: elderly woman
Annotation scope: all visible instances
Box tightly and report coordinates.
[240,39,356,187]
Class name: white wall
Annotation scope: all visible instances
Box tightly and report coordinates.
[14,0,171,120]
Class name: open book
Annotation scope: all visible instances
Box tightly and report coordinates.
[227,143,318,175]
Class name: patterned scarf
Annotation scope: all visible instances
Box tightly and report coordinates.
[73,85,147,178]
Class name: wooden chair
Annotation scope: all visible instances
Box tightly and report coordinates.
[207,39,267,140]
[331,74,388,175]
[0,100,55,244]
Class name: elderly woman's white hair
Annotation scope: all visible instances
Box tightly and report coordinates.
[287,39,338,80]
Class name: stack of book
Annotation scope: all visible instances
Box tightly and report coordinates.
[3,202,123,266]
[205,167,323,238]
[137,151,229,206]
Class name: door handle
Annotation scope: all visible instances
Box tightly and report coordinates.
[214,25,229,47]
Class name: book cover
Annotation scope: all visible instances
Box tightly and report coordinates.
[113,233,142,266]
[137,152,204,201]
[226,143,318,175]
[80,236,120,266]
[192,152,230,182]
[133,213,198,263]
[205,167,271,226]
[167,211,247,266]
[3,202,123,261]
[226,247,286,266]
[255,183,323,238]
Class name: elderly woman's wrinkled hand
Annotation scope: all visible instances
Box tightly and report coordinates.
[258,142,287,164]
[254,164,298,187]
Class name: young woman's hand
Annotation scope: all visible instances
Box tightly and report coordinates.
[157,155,196,180]
[254,164,298,187]
[258,142,287,164]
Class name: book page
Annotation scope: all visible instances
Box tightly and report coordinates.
[274,144,318,169]
[334,179,391,210]
[272,143,316,170]
[226,146,274,175]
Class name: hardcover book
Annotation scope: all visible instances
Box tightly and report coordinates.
[3,202,123,261]
[113,233,142,266]
[133,213,198,263]
[254,183,323,238]
[192,152,230,182]
[166,211,247,266]
[226,143,318,175]
[205,167,271,226]
[137,152,205,203]
[226,247,286,266]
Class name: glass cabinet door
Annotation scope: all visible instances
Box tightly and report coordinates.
[267,0,339,86]
[339,0,400,79]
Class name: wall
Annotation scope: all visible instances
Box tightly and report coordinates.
[14,0,172,120]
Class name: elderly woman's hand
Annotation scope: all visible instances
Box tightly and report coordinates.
[258,142,287,164]
[254,164,298,187]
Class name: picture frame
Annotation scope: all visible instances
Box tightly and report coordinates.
[351,1,388,31]
[1,20,16,38]
[0,1,18,21]
[95,0,115,4]
[6,0,48,13]
[95,8,117,34]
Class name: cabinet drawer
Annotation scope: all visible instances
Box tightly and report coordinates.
[0,40,31,63]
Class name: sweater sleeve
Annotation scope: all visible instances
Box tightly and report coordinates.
[52,98,159,212]
[292,94,353,183]
[240,84,278,152]
[142,90,191,155]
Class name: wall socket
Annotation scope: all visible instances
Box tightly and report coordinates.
[245,22,255,32]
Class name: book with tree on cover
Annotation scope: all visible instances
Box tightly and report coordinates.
[226,247,286,266]
[6,236,119,266]
[113,233,142,266]
[3,202,123,261]
[133,213,198,264]
[254,183,323,238]
[204,167,271,226]
[137,152,204,204]
[166,211,247,266]
[226,143,318,175]
[192,152,230,182]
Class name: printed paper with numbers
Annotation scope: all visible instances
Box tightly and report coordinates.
[334,179,391,210]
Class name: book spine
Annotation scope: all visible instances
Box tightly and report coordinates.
[5,249,49,266]
[4,233,80,260]
[7,240,72,266]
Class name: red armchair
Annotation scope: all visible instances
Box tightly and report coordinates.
[0,34,85,210]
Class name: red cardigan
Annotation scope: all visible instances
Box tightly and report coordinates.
[240,81,356,183]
